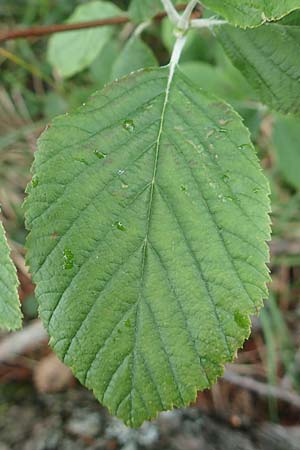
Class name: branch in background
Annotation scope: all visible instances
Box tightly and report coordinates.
[0,4,191,43]
[223,370,300,409]
[270,238,300,257]
[0,320,47,363]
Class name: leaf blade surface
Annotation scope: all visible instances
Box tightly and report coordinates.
[25,66,271,426]
[0,219,22,330]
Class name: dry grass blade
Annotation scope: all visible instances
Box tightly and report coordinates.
[0,87,44,276]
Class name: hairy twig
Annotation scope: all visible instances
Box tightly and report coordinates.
[178,0,199,29]
[191,18,228,28]
[161,0,181,24]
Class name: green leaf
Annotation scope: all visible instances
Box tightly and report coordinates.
[47,1,123,78]
[217,22,300,115]
[90,34,158,91]
[90,39,120,87]
[111,36,158,80]
[129,0,183,22]
[202,0,300,28]
[25,66,270,427]
[0,218,22,330]
[179,61,254,102]
[272,114,300,189]
[280,9,300,25]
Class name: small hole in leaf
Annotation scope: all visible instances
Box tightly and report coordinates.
[113,221,126,232]
[32,175,39,188]
[122,119,135,132]
[63,248,74,270]
[94,150,106,159]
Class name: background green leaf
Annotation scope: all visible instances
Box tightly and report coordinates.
[0,218,22,330]
[202,0,300,28]
[25,66,270,427]
[90,34,158,87]
[217,22,300,115]
[90,39,121,87]
[272,114,300,189]
[179,60,253,102]
[111,36,158,80]
[47,1,123,78]
[129,0,184,22]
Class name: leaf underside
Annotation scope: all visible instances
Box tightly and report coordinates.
[217,22,300,115]
[202,0,300,27]
[25,66,271,427]
[0,219,22,330]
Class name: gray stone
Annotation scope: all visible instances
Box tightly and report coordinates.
[66,411,102,438]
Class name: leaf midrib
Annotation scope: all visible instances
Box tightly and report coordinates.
[130,64,177,422]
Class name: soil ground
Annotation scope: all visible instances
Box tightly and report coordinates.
[1,383,300,450]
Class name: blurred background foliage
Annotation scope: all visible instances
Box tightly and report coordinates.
[1,0,300,439]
